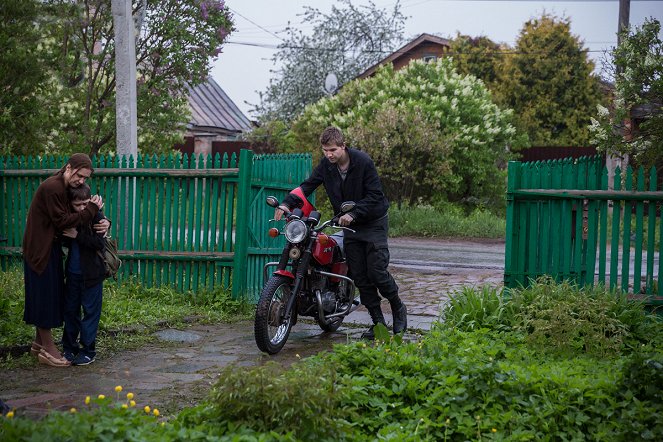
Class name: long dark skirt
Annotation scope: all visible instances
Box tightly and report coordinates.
[23,243,65,328]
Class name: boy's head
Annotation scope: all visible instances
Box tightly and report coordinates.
[319,126,345,148]
[68,183,91,212]
[319,126,347,164]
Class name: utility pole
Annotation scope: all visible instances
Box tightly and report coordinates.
[112,0,138,157]
[618,0,630,47]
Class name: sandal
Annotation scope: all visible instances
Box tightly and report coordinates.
[37,349,70,367]
[30,342,44,357]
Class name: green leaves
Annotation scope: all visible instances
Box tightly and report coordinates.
[590,18,663,170]
[496,13,605,147]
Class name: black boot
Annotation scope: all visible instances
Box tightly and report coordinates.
[392,303,407,334]
[361,307,386,340]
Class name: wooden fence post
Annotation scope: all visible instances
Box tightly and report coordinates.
[231,149,254,300]
[504,161,521,291]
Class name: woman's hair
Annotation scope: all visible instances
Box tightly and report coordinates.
[59,153,94,175]
[67,182,92,202]
[319,126,345,147]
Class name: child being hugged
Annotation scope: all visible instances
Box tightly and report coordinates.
[61,183,110,366]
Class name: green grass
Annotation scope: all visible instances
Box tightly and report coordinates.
[389,203,506,238]
[0,265,253,367]
[3,281,662,440]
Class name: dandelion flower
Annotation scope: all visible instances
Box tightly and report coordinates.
[70,408,77,413]
[153,409,160,417]
[114,385,123,393]
[85,396,90,405]
[121,404,128,409]
[492,428,497,433]
[6,411,14,419]
[98,394,105,400]
[126,392,134,400]
[130,400,136,407]
[144,405,151,414]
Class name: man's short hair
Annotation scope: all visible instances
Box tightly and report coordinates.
[68,182,92,201]
[320,126,345,147]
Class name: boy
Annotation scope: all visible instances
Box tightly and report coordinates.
[61,183,109,366]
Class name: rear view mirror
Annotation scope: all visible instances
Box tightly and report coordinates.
[340,201,356,213]
[266,196,279,208]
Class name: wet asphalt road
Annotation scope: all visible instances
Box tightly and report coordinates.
[389,237,505,272]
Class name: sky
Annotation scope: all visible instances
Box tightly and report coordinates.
[210,0,663,119]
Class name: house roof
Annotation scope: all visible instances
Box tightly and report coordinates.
[356,33,451,80]
[187,78,253,135]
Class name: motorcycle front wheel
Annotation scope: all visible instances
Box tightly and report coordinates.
[254,275,294,354]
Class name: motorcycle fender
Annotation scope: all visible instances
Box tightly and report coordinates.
[273,269,295,279]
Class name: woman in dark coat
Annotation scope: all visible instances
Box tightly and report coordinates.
[23,153,105,366]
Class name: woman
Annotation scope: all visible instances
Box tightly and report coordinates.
[23,153,105,367]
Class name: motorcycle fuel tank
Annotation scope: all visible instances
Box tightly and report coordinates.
[312,234,336,265]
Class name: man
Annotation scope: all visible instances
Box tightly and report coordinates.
[275,126,407,338]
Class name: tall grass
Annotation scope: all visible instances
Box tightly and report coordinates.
[389,203,505,238]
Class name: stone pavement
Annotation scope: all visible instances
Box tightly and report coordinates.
[0,238,505,418]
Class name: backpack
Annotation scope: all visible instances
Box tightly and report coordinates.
[97,236,122,280]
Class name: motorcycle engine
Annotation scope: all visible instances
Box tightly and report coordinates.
[320,290,337,313]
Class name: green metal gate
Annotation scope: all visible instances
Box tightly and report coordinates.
[504,156,663,305]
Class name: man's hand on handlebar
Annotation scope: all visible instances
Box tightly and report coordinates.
[337,213,354,227]
[274,205,289,221]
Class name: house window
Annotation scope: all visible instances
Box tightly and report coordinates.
[422,55,437,63]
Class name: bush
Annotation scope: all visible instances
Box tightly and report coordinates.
[443,278,663,357]
[178,360,354,441]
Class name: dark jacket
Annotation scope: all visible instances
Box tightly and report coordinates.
[64,211,107,288]
[23,174,99,274]
[283,148,389,227]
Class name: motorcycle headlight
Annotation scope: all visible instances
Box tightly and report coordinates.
[285,219,308,244]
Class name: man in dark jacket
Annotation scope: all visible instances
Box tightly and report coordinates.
[275,126,407,338]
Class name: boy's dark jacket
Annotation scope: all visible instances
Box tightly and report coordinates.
[282,148,389,226]
[63,211,107,288]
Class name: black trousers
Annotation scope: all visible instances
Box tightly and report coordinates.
[344,215,400,311]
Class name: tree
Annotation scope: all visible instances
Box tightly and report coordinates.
[291,59,525,209]
[590,18,663,170]
[252,0,406,122]
[5,0,233,157]
[497,14,605,146]
[449,33,505,91]
[0,0,53,155]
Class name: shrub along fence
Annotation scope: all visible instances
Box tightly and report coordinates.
[0,150,312,302]
[505,155,663,306]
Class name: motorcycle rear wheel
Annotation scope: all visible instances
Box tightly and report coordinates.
[254,275,294,354]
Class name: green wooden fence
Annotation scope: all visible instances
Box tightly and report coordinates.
[505,155,663,305]
[0,150,312,302]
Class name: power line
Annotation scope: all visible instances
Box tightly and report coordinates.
[225,39,614,55]
[228,7,285,42]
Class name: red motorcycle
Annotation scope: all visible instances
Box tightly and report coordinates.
[254,190,360,354]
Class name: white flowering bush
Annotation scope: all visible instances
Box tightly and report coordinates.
[291,59,525,209]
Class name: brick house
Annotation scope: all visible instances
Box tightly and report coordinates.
[355,33,451,79]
